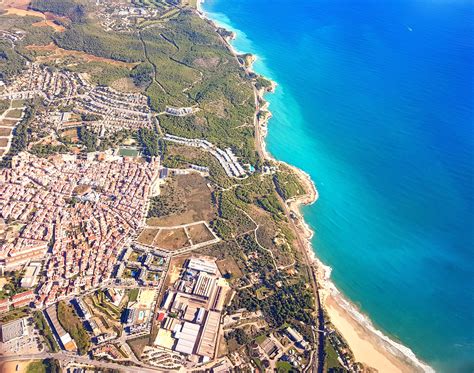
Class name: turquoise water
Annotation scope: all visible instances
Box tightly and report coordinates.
[202,0,474,372]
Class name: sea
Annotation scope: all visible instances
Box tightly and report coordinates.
[201,0,474,372]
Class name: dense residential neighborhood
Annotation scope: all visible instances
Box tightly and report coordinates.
[0,0,363,372]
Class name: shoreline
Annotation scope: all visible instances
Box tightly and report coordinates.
[197,1,434,372]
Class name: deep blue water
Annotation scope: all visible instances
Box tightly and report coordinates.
[202,0,474,371]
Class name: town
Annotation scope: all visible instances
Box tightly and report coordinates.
[0,0,361,371]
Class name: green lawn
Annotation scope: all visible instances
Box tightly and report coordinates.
[129,288,139,302]
[26,361,46,373]
[119,147,139,157]
[276,361,293,373]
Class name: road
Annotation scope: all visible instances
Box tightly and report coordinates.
[0,351,167,373]
[275,189,326,373]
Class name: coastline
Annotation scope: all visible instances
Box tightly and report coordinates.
[197,1,434,372]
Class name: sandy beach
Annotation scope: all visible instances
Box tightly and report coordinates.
[325,295,423,373]
[198,2,433,372]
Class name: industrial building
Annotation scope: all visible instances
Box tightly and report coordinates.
[155,257,231,362]
[44,305,77,351]
[0,318,28,343]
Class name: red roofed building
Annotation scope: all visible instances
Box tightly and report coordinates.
[0,299,9,313]
[11,290,34,308]
[157,312,165,322]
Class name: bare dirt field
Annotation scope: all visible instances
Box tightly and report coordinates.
[5,108,22,118]
[137,228,160,246]
[216,257,243,279]
[32,19,65,32]
[11,100,24,108]
[147,173,216,227]
[0,120,18,127]
[110,77,142,93]
[0,138,9,147]
[0,128,12,136]
[154,228,189,251]
[187,222,215,244]
[0,0,31,10]
[26,43,138,68]
[0,277,7,290]
[1,5,67,32]
[158,254,190,303]
[60,127,79,143]
[0,361,32,373]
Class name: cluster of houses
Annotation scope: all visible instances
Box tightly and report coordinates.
[0,29,25,49]
[164,134,247,178]
[115,245,168,287]
[0,62,86,103]
[0,152,160,307]
[165,106,195,117]
[0,290,35,314]
[75,85,153,131]
[96,1,162,32]
[1,62,154,133]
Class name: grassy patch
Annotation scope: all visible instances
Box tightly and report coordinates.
[129,288,139,302]
[26,361,46,373]
[126,334,150,359]
[5,108,23,119]
[276,361,293,373]
[33,311,59,352]
[325,340,344,370]
[0,100,10,116]
[57,301,90,355]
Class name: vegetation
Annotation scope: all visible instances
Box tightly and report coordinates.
[78,125,98,152]
[30,0,87,23]
[126,334,150,358]
[30,143,68,157]
[273,168,305,200]
[128,288,139,302]
[138,127,160,157]
[81,113,103,122]
[0,41,26,83]
[0,100,9,116]
[54,24,144,63]
[57,300,90,355]
[276,361,295,373]
[325,340,345,371]
[26,359,60,373]
[0,306,30,323]
[227,328,250,345]
[33,311,59,352]
[130,62,154,89]
[255,76,273,91]
[0,103,35,168]
[0,271,26,299]
[147,194,185,218]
